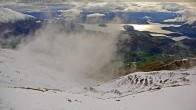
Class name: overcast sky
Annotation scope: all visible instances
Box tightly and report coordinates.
[58,0,196,2]
[0,0,196,2]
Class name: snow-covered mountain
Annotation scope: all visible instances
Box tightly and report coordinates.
[0,49,196,110]
[0,8,34,23]
[0,8,43,49]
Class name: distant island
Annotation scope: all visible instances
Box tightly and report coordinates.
[123,25,135,31]
[98,23,108,27]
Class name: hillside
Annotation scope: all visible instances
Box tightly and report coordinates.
[116,30,196,71]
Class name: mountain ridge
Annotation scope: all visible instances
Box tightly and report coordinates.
[0,8,34,23]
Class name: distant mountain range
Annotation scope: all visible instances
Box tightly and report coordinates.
[78,12,181,24]
[23,10,181,24]
[162,22,196,38]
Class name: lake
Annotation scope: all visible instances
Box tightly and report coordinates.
[82,23,189,41]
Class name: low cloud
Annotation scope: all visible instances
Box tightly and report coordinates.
[81,2,188,12]
[86,13,105,23]
[87,13,105,18]
[60,8,81,21]
[1,2,189,13]
[165,9,196,24]
[159,2,186,12]
[55,2,191,24]
[18,21,121,81]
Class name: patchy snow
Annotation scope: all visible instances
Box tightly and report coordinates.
[0,49,196,110]
[84,69,196,99]
[0,8,34,23]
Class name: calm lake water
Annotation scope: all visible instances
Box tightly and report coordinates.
[82,23,190,41]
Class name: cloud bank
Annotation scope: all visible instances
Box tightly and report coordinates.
[1,1,195,24]
[0,0,196,2]
[165,9,196,24]
[18,21,121,81]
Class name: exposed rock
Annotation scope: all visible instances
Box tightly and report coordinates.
[139,58,196,72]
[98,23,108,27]
[123,25,134,31]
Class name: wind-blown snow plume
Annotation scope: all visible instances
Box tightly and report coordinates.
[18,22,121,81]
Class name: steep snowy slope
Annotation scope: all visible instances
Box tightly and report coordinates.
[0,49,100,89]
[0,49,196,110]
[0,8,34,23]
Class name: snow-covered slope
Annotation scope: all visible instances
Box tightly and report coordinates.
[0,49,99,89]
[0,84,196,110]
[84,68,196,99]
[0,8,34,23]
[0,49,196,110]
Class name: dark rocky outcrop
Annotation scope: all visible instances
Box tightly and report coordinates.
[98,23,108,27]
[139,58,196,72]
[123,25,135,31]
